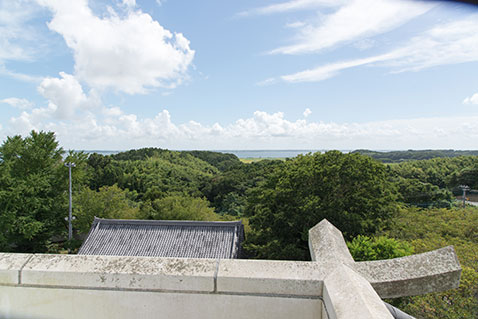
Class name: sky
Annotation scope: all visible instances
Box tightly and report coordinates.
[0,0,478,150]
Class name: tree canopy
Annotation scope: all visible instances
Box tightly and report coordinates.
[244,151,399,260]
[0,131,65,252]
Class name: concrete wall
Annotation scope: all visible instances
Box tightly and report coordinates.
[0,220,461,319]
[0,253,324,319]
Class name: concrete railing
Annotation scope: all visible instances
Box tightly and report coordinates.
[0,253,324,319]
[0,220,461,319]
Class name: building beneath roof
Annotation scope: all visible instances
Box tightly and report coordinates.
[78,217,245,259]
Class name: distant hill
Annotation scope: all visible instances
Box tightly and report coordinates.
[110,147,241,171]
[352,149,478,163]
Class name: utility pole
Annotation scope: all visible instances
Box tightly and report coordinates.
[459,185,470,208]
[65,162,76,240]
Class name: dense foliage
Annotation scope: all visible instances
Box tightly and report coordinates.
[243,151,399,260]
[74,185,139,233]
[347,235,414,262]
[383,207,478,319]
[0,132,66,252]
[201,159,283,216]
[354,149,478,163]
[138,195,219,221]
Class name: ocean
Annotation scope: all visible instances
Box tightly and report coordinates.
[81,149,348,159]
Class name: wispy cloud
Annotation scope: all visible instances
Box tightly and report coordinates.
[0,0,43,62]
[273,15,478,83]
[0,64,43,83]
[269,0,434,55]
[238,0,341,17]
[0,97,34,109]
[280,53,395,83]
[385,15,478,72]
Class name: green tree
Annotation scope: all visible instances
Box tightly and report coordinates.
[244,151,398,260]
[139,195,220,221]
[201,160,282,216]
[394,177,453,208]
[73,185,139,234]
[0,131,65,252]
[347,235,413,261]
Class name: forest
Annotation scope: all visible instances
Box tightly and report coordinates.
[0,131,477,318]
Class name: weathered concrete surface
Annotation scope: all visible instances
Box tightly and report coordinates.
[352,246,461,298]
[308,220,393,318]
[0,286,323,319]
[0,253,32,285]
[22,254,216,292]
[217,259,325,296]
[323,264,393,319]
[308,219,462,318]
[309,219,354,264]
[0,218,463,319]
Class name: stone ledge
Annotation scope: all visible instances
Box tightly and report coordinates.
[352,246,461,298]
[0,253,33,285]
[21,254,216,292]
[309,220,354,264]
[323,264,393,319]
[217,259,326,296]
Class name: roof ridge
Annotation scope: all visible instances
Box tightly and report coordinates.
[92,218,243,228]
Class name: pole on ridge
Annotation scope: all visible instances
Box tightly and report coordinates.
[65,162,76,240]
[460,185,470,208]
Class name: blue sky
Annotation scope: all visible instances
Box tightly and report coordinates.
[1,0,478,150]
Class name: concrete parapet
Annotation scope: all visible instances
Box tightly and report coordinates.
[308,219,354,264]
[0,253,324,319]
[217,259,325,296]
[21,254,217,292]
[0,219,463,319]
[0,253,32,285]
[352,246,461,298]
[308,219,462,318]
[323,264,393,319]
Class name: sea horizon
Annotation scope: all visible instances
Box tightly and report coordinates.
[76,148,473,159]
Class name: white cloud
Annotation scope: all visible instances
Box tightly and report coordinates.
[464,93,478,105]
[303,108,312,117]
[384,16,478,72]
[285,21,306,29]
[37,72,99,119]
[37,0,194,94]
[239,0,341,16]
[256,77,278,86]
[7,71,100,136]
[269,0,434,55]
[275,15,478,83]
[5,104,478,150]
[122,0,136,8]
[0,65,43,83]
[0,0,39,62]
[0,97,33,109]
[354,38,376,51]
[280,53,394,83]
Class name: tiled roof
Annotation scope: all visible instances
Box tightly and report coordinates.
[78,218,244,259]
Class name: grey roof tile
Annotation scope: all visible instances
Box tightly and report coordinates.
[78,218,244,259]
